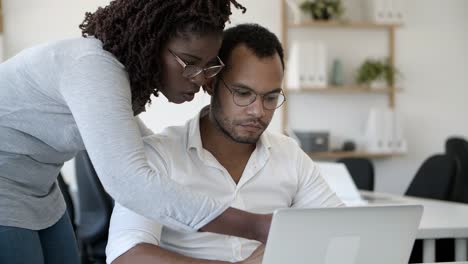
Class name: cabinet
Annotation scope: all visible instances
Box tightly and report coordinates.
[280,0,403,159]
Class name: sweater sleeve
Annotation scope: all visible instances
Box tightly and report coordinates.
[135,116,155,137]
[59,53,229,232]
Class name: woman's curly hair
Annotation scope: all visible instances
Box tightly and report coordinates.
[79,0,246,115]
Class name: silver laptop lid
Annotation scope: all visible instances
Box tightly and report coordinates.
[263,205,423,264]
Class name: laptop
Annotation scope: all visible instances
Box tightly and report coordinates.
[316,162,367,205]
[316,162,401,205]
[262,205,423,264]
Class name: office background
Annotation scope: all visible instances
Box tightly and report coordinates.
[1,0,467,195]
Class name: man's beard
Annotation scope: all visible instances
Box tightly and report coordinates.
[211,95,266,144]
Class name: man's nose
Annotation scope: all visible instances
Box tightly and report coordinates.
[247,95,265,117]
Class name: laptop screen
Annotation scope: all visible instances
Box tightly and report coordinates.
[316,162,367,206]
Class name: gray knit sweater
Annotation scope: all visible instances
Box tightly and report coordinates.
[0,37,228,230]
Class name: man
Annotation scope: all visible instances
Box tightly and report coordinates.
[106,24,342,264]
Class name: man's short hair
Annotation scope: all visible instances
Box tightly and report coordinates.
[218,23,285,70]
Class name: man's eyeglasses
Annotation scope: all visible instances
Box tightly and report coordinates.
[220,78,286,110]
[169,49,225,79]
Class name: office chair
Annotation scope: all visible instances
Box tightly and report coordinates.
[75,151,114,264]
[445,137,468,203]
[405,154,458,263]
[57,172,76,231]
[337,157,375,191]
[405,154,457,200]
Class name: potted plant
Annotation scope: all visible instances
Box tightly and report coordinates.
[299,0,345,21]
[356,58,398,89]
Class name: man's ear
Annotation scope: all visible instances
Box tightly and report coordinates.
[203,78,216,96]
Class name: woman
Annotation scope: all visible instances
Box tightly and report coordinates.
[0,1,271,263]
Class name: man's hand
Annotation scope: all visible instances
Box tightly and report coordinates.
[237,245,265,264]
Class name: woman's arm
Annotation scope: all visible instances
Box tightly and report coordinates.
[201,208,272,244]
[60,53,270,241]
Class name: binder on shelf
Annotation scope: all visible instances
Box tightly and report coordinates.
[363,0,404,24]
[381,108,393,153]
[392,110,407,153]
[383,0,394,23]
[287,41,327,90]
[364,108,386,153]
[364,108,407,154]
[363,0,386,24]
[300,41,318,88]
[293,40,328,89]
[286,42,301,90]
[392,0,404,24]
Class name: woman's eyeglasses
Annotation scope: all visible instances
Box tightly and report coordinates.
[169,49,225,79]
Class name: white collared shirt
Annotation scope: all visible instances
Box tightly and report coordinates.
[106,109,343,263]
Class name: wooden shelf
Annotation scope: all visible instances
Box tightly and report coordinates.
[308,151,404,159]
[288,20,402,29]
[285,85,401,94]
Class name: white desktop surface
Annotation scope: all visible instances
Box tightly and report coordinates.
[360,191,468,239]
[360,191,468,262]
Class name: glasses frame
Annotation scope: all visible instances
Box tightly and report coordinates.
[220,78,286,110]
[168,49,225,79]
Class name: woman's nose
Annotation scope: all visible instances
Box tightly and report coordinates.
[189,73,208,87]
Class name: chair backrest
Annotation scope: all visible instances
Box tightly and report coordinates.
[337,158,375,191]
[405,154,457,200]
[75,150,114,243]
[445,137,468,203]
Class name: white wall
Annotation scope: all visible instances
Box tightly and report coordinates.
[2,0,111,57]
[2,0,468,194]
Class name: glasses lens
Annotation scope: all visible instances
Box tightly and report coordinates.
[264,93,285,110]
[182,66,203,79]
[204,66,224,78]
[234,90,257,106]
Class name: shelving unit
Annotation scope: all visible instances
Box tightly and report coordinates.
[280,0,403,160]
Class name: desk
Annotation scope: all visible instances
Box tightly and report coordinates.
[360,191,468,263]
